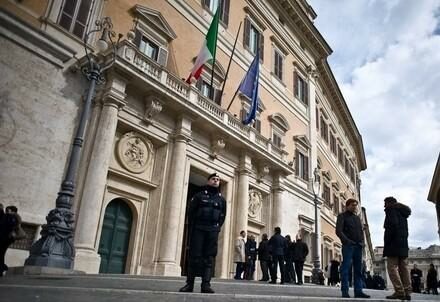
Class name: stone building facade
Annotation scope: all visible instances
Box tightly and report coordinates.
[0,0,367,279]
[374,245,440,289]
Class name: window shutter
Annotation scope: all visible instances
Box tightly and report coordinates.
[294,72,298,97]
[259,32,264,61]
[295,150,299,176]
[315,107,319,129]
[134,29,142,47]
[243,18,250,49]
[304,155,309,180]
[214,88,222,105]
[202,0,210,8]
[240,108,246,121]
[255,119,261,133]
[222,0,230,26]
[304,80,309,105]
[157,47,168,66]
[196,78,203,90]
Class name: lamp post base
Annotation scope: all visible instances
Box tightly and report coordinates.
[24,207,75,270]
[311,266,322,284]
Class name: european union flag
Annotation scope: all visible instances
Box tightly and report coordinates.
[239,50,260,125]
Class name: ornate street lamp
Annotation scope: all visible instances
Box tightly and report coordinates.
[310,167,322,284]
[25,17,122,271]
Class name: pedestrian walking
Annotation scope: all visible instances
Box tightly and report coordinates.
[336,198,370,298]
[410,264,422,293]
[257,233,271,281]
[426,264,438,295]
[179,173,227,294]
[292,234,308,285]
[382,196,412,300]
[268,227,286,284]
[233,230,246,280]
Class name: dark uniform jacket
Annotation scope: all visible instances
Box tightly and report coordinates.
[245,239,257,260]
[188,186,226,232]
[336,211,364,246]
[383,202,411,257]
[292,239,309,262]
[268,233,287,256]
[257,239,271,261]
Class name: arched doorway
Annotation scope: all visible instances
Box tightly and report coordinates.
[98,198,133,274]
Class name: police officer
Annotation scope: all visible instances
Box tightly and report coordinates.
[179,172,227,293]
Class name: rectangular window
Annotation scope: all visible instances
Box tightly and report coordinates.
[273,49,283,80]
[203,0,230,25]
[322,184,331,206]
[333,195,339,215]
[338,145,344,166]
[294,72,309,105]
[295,150,309,181]
[345,157,350,174]
[140,37,159,61]
[330,132,337,155]
[240,108,261,132]
[320,117,328,143]
[244,18,264,61]
[58,0,94,39]
[272,132,282,148]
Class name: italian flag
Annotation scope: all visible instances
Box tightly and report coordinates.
[186,9,220,84]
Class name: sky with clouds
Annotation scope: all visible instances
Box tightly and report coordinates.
[309,0,440,248]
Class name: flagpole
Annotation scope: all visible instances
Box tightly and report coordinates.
[220,21,242,107]
[209,8,220,100]
[226,84,241,111]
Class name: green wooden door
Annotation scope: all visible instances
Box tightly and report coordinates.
[98,199,132,274]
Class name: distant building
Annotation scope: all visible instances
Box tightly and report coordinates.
[374,245,440,290]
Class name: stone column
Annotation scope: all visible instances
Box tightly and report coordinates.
[235,153,251,236]
[74,75,127,273]
[272,173,285,230]
[155,116,192,276]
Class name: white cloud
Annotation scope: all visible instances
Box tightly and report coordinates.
[310,0,440,248]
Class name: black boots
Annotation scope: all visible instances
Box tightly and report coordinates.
[179,267,195,292]
[201,267,215,293]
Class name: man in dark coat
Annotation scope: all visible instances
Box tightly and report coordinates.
[268,226,287,284]
[336,198,370,298]
[426,264,438,295]
[0,205,20,277]
[245,235,257,280]
[179,173,227,294]
[410,264,422,293]
[382,196,411,300]
[284,235,296,283]
[257,233,271,281]
[292,234,308,285]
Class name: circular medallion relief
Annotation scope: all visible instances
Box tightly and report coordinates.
[117,132,154,174]
[248,190,262,218]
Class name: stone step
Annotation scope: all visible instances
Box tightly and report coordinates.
[0,274,439,302]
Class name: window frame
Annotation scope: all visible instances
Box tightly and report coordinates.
[57,0,96,40]
[202,0,230,26]
[243,17,264,61]
[273,47,284,81]
[294,71,309,105]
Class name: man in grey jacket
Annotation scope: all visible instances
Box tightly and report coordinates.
[336,199,370,299]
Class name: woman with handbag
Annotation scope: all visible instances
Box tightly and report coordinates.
[0,205,22,276]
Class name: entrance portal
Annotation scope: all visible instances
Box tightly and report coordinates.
[98,198,133,273]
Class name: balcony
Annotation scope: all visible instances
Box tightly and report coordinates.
[114,40,293,174]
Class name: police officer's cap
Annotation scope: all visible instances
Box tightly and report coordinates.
[207,172,220,180]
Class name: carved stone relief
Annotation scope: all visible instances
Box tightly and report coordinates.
[248,189,263,219]
[117,131,154,173]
